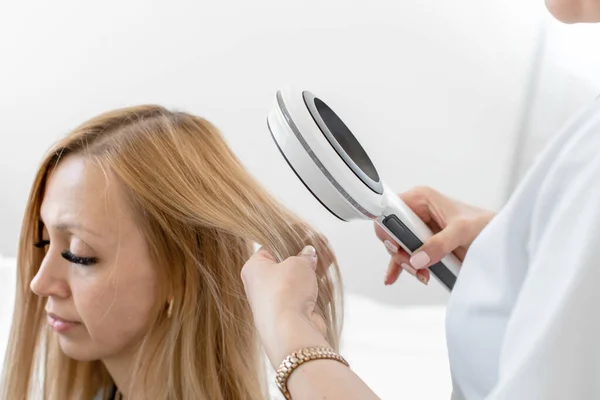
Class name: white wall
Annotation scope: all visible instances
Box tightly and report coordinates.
[0,0,543,305]
[508,16,600,193]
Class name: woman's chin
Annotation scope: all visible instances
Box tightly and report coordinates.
[58,337,102,362]
[546,0,600,23]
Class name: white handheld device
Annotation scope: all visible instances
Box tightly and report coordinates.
[266,87,460,290]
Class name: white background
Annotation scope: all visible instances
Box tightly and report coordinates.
[0,0,598,307]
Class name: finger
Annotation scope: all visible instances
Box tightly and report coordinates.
[384,240,427,286]
[374,222,394,243]
[383,242,430,286]
[409,221,466,270]
[376,224,411,262]
[417,268,430,286]
[453,247,468,262]
[374,188,438,237]
[286,245,318,272]
[399,186,441,223]
[384,258,402,285]
[398,262,429,285]
[386,258,429,286]
[254,246,278,263]
[240,246,278,283]
[383,240,411,265]
[375,224,417,260]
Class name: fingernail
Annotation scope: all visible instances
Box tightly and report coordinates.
[410,252,430,269]
[403,263,428,285]
[300,245,317,258]
[384,240,398,254]
[417,273,429,286]
[401,262,417,276]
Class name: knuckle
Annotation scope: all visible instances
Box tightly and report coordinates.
[453,217,472,235]
[392,253,409,265]
[429,232,454,255]
[448,218,476,248]
[413,185,435,198]
[404,185,437,205]
[427,238,446,256]
[284,256,313,275]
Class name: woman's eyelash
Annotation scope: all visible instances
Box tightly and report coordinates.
[33,239,98,266]
[61,251,98,266]
[34,240,50,249]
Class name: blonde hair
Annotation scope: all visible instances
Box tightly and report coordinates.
[1,105,343,399]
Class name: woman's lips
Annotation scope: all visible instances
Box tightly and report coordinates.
[47,312,81,333]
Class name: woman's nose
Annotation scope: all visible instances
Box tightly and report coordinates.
[30,254,70,299]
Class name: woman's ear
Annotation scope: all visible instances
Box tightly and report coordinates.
[166,298,174,318]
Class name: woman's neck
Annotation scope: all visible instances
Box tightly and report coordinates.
[103,353,134,398]
[103,347,163,398]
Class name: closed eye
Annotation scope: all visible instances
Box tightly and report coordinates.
[33,240,97,266]
[61,251,98,266]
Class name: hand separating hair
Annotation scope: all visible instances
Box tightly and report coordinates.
[240,246,330,368]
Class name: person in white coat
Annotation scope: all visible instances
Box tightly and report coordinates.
[240,1,600,399]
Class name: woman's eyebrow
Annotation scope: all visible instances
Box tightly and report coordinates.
[39,219,102,238]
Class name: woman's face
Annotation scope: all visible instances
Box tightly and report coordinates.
[31,154,159,362]
[546,0,600,23]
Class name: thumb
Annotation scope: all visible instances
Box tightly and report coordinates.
[297,245,318,272]
[409,224,463,270]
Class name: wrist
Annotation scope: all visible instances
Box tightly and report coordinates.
[263,312,331,369]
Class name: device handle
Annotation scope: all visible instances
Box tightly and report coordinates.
[376,193,461,291]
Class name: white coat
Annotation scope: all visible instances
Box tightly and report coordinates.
[446,96,600,399]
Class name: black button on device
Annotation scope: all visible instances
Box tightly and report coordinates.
[382,215,422,252]
[382,215,456,290]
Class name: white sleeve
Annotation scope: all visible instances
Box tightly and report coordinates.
[486,151,600,399]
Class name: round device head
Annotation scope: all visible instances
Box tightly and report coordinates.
[267,87,387,221]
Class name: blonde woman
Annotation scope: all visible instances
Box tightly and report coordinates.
[0,105,342,399]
